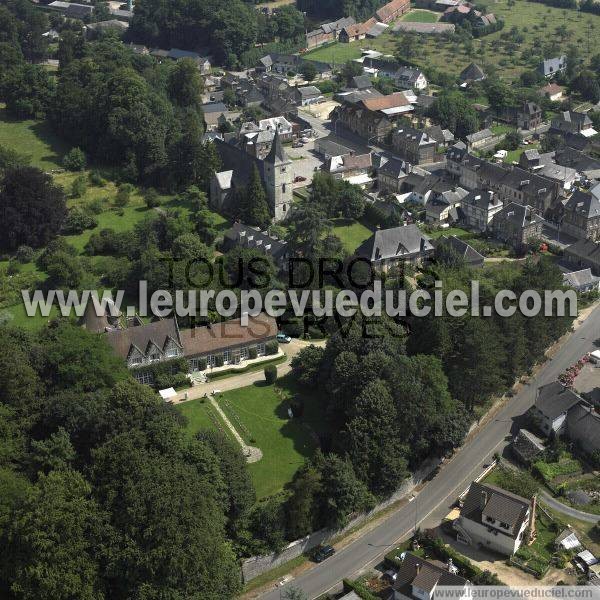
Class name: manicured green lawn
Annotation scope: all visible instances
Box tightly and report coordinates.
[216,375,326,499]
[0,107,69,170]
[177,397,236,443]
[304,42,363,65]
[331,218,373,253]
[401,9,439,23]
[503,143,541,165]
[534,451,582,484]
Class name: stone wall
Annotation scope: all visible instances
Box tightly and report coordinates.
[241,456,442,583]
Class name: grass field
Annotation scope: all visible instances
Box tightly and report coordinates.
[177,397,236,443]
[331,218,373,253]
[0,107,68,170]
[305,1,600,81]
[425,226,473,240]
[210,375,327,499]
[400,9,439,23]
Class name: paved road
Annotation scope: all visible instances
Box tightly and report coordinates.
[540,490,600,524]
[262,304,600,600]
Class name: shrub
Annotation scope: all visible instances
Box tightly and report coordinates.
[71,174,87,198]
[88,171,106,186]
[6,260,20,275]
[154,372,189,390]
[114,185,131,208]
[265,340,279,355]
[144,188,161,209]
[63,147,86,171]
[195,357,207,371]
[264,364,277,384]
[248,346,258,359]
[62,208,98,235]
[214,354,224,367]
[15,245,34,263]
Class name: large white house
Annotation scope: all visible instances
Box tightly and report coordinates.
[455,482,532,556]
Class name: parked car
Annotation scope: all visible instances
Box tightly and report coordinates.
[313,545,335,563]
[277,332,291,343]
[292,142,303,148]
[293,175,307,183]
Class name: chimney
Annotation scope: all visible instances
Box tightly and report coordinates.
[480,490,488,510]
[415,563,421,575]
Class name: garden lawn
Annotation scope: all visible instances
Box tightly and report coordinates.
[400,9,439,23]
[216,376,326,499]
[177,397,236,442]
[514,512,557,577]
[0,107,69,170]
[425,226,473,240]
[534,451,582,485]
[331,218,373,253]
[304,42,363,65]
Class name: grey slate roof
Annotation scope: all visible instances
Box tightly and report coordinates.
[392,552,469,596]
[357,224,433,262]
[466,128,493,144]
[223,222,288,263]
[461,481,530,536]
[105,318,182,361]
[512,428,545,463]
[349,74,373,90]
[535,381,584,421]
[563,268,600,289]
[378,157,409,179]
[494,202,544,229]
[460,62,485,82]
[565,189,600,219]
[438,235,485,265]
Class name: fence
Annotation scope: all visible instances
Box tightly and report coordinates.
[241,456,442,582]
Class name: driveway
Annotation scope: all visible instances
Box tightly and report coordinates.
[259,303,600,599]
[540,490,600,524]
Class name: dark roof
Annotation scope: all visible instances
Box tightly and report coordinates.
[535,381,585,420]
[565,238,600,264]
[565,189,600,220]
[357,224,434,262]
[180,313,277,357]
[378,157,409,179]
[202,101,228,114]
[438,235,485,264]
[494,202,544,228]
[463,189,500,210]
[105,318,182,360]
[223,222,288,262]
[393,552,469,596]
[512,429,545,463]
[459,63,485,82]
[349,74,373,90]
[461,481,530,535]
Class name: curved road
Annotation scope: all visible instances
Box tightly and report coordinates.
[261,305,600,600]
[540,490,599,524]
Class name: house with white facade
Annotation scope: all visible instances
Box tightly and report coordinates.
[455,481,532,556]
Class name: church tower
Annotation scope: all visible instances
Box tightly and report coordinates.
[263,128,293,221]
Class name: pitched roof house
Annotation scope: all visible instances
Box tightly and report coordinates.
[392,126,436,165]
[222,222,288,267]
[357,224,434,270]
[384,552,470,600]
[561,186,600,242]
[436,235,485,267]
[455,481,532,555]
[491,202,544,251]
[459,62,486,83]
[376,0,411,23]
[564,238,600,275]
[511,429,545,464]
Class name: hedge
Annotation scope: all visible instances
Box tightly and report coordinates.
[264,364,277,384]
[265,339,279,355]
[341,579,379,600]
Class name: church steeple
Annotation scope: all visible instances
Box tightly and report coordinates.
[265,127,288,165]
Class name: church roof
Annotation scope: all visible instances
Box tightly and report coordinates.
[265,129,289,165]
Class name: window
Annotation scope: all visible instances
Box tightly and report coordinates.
[500,522,510,530]
[486,516,494,523]
[240,346,249,360]
[223,350,231,364]
[282,184,286,193]
[130,356,142,366]
[283,204,287,212]
[149,353,160,363]
[135,370,153,385]
[257,343,266,356]
[166,346,178,358]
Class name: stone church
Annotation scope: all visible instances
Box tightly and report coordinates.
[210,129,293,222]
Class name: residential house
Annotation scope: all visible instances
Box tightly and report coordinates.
[561,186,600,238]
[425,125,455,151]
[324,152,373,181]
[425,188,468,225]
[436,235,485,267]
[356,224,434,270]
[511,429,545,465]
[305,16,356,49]
[455,481,532,556]
[392,126,436,165]
[498,168,560,214]
[564,238,600,275]
[361,56,401,79]
[491,202,544,251]
[538,56,567,78]
[378,157,410,194]
[535,163,578,193]
[459,62,486,84]
[258,53,332,79]
[551,111,596,137]
[347,74,374,90]
[314,134,370,160]
[181,313,279,371]
[222,222,288,268]
[339,21,371,43]
[149,48,211,73]
[562,268,600,293]
[517,102,543,131]
[540,83,565,102]
[202,102,241,131]
[376,0,411,23]
[518,149,554,171]
[532,381,600,453]
[105,318,184,384]
[366,21,389,38]
[293,85,323,106]
[554,147,600,177]
[403,173,455,205]
[465,128,494,151]
[383,552,470,600]
[394,66,428,90]
[461,189,503,232]
[211,130,293,222]
[47,2,94,19]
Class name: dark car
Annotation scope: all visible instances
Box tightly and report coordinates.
[313,544,335,563]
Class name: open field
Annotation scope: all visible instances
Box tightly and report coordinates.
[177,397,237,443]
[305,1,600,81]
[331,218,373,252]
